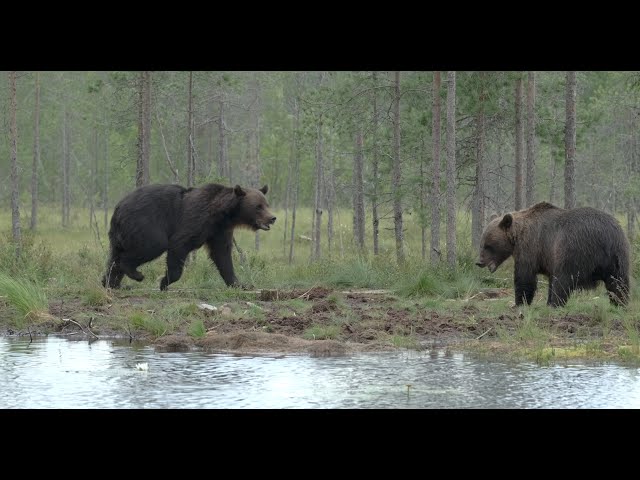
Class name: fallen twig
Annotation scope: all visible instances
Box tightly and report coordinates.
[63,318,99,340]
[475,327,492,340]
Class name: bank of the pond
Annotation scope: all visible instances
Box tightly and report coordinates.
[1,286,639,363]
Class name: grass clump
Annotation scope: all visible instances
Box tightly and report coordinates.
[83,286,112,307]
[129,311,171,337]
[188,319,206,338]
[303,324,341,340]
[0,272,51,324]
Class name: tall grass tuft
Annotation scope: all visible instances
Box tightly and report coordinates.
[0,272,51,323]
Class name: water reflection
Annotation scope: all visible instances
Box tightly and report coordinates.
[1,336,639,408]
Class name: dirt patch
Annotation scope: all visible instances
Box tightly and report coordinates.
[259,286,332,301]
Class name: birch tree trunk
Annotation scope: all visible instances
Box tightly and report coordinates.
[288,92,301,264]
[392,71,404,264]
[9,71,21,257]
[136,71,151,187]
[187,71,194,187]
[104,127,108,233]
[430,71,442,263]
[471,73,486,249]
[89,125,97,230]
[353,129,365,251]
[30,71,40,230]
[218,96,229,183]
[313,119,324,260]
[564,71,577,210]
[446,71,457,269]
[62,108,70,228]
[249,77,262,251]
[525,71,537,207]
[515,74,525,210]
[371,71,380,256]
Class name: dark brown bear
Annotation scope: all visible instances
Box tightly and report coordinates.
[101,183,276,291]
[476,202,630,307]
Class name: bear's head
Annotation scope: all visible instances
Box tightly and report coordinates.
[476,213,515,273]
[233,184,277,231]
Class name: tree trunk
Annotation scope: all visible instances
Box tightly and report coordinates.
[627,199,635,243]
[288,93,301,265]
[136,71,151,187]
[187,71,194,187]
[218,96,229,183]
[472,74,487,250]
[353,129,365,251]
[283,102,294,256]
[392,71,404,264]
[30,71,40,231]
[515,74,525,210]
[420,139,427,260]
[525,71,536,207]
[104,126,109,233]
[326,157,335,256]
[564,71,577,210]
[371,71,380,256]
[549,149,558,204]
[431,71,442,264]
[249,77,262,251]
[9,72,21,257]
[313,119,324,260]
[155,109,179,183]
[62,108,70,228]
[446,71,457,269]
[495,138,506,213]
[89,125,97,230]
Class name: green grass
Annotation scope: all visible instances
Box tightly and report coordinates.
[188,319,206,338]
[129,311,171,337]
[303,324,341,340]
[0,272,50,324]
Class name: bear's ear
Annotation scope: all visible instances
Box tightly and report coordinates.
[499,213,513,230]
[234,185,246,197]
[260,185,269,195]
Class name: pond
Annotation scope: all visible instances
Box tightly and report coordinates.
[1,336,639,408]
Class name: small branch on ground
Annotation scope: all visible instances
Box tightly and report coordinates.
[63,318,99,339]
[476,328,492,340]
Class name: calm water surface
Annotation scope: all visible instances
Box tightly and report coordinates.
[1,336,639,408]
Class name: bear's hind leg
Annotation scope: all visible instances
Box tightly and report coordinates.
[118,256,145,282]
[160,249,188,291]
[102,260,125,289]
[547,274,574,307]
[605,274,629,306]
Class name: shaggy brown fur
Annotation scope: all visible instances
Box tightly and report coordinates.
[476,202,630,307]
[102,183,276,291]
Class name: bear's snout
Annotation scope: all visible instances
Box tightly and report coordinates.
[269,216,277,225]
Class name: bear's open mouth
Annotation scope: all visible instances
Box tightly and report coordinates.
[259,224,271,231]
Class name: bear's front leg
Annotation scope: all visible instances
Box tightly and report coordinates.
[207,231,241,287]
[514,268,537,306]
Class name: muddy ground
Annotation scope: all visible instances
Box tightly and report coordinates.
[2,285,633,359]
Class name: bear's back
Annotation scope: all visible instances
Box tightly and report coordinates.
[111,184,189,235]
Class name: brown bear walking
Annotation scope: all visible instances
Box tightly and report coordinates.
[476,202,630,307]
[102,183,276,291]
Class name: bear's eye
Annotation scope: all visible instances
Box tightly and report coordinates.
[256,205,263,211]
[485,245,494,254]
